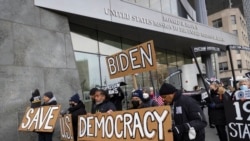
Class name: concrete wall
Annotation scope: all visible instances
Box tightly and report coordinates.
[0,0,81,140]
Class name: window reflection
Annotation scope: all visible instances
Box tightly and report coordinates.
[70,26,98,53]
[75,52,101,94]
[98,32,122,55]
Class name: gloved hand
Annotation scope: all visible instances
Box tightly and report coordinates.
[209,102,216,108]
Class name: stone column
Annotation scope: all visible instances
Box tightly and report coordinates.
[0,0,81,140]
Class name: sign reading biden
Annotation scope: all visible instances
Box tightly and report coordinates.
[77,106,173,141]
[225,100,250,141]
[106,40,157,79]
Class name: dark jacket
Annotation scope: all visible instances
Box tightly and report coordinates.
[110,87,124,111]
[92,100,116,114]
[38,96,57,141]
[141,99,158,108]
[172,91,207,141]
[68,101,86,141]
[209,90,228,125]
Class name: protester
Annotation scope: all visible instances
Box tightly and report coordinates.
[109,87,124,111]
[30,89,41,108]
[208,84,228,141]
[89,88,98,114]
[159,83,207,141]
[38,92,57,141]
[141,88,158,108]
[238,80,249,90]
[92,89,116,114]
[130,89,143,109]
[68,93,86,141]
[208,82,219,128]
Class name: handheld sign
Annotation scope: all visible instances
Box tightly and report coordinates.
[77,106,173,141]
[18,105,61,132]
[106,40,157,79]
[224,100,250,141]
[234,90,250,100]
[59,114,74,141]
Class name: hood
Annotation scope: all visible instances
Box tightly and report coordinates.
[48,96,57,103]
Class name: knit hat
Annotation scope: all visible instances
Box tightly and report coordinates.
[44,91,53,99]
[132,89,143,100]
[69,93,80,103]
[90,88,98,96]
[159,83,177,95]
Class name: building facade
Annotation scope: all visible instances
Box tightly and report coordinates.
[243,0,250,46]
[208,8,249,86]
[0,0,238,140]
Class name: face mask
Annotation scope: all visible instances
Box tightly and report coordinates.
[69,103,75,107]
[240,85,248,90]
[143,93,149,99]
[132,101,140,108]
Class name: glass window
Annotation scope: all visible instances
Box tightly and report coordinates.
[237,60,242,69]
[70,26,98,53]
[167,51,177,67]
[75,52,101,100]
[176,53,184,67]
[121,38,138,50]
[150,0,161,11]
[98,31,122,55]
[231,15,237,24]
[219,62,228,71]
[218,51,226,56]
[232,30,238,36]
[212,18,223,28]
[236,50,240,54]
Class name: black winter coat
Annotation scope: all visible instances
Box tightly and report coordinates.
[172,91,207,141]
[38,97,57,139]
[110,88,124,111]
[209,90,228,125]
[92,100,116,114]
[68,101,86,141]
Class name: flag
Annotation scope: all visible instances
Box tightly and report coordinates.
[153,95,164,106]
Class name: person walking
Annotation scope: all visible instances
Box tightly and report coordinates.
[159,83,207,141]
[68,93,87,141]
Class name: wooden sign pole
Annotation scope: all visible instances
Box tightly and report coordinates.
[132,74,138,90]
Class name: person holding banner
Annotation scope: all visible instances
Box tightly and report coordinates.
[159,83,207,141]
[130,89,144,109]
[38,91,57,141]
[68,93,87,141]
[92,89,116,114]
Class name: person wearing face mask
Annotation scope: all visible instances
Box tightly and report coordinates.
[130,89,144,109]
[159,83,207,141]
[239,80,249,90]
[92,89,116,114]
[68,93,87,141]
[141,88,158,108]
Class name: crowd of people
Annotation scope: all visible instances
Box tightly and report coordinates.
[30,78,250,141]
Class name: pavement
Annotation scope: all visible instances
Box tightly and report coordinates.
[203,107,221,141]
